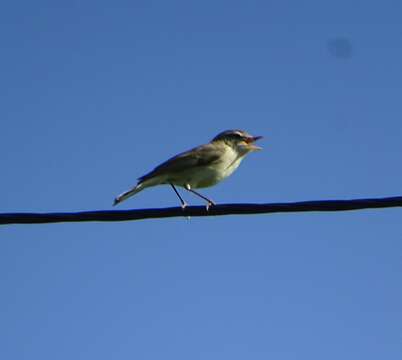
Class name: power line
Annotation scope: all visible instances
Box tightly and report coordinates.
[1,196,402,225]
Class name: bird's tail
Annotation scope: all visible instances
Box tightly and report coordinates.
[113,183,145,206]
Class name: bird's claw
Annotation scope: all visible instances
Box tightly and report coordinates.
[206,201,216,211]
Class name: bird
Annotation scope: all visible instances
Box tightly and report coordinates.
[113,129,263,209]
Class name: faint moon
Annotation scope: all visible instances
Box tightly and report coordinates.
[327,37,353,59]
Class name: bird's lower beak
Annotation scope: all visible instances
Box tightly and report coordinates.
[246,135,263,151]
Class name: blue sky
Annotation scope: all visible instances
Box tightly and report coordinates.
[1,1,402,359]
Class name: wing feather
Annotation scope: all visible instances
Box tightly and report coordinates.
[138,143,224,183]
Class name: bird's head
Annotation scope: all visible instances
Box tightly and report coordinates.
[212,129,263,154]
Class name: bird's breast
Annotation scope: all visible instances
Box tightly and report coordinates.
[178,148,244,189]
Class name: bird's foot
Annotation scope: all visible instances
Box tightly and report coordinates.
[206,200,216,211]
[179,202,190,219]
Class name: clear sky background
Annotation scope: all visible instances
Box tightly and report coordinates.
[1,1,402,359]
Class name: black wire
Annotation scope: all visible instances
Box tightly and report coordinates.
[1,196,402,225]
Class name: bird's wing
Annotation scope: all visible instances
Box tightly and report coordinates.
[138,143,224,183]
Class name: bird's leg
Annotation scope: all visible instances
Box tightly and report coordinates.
[170,184,188,209]
[184,184,216,210]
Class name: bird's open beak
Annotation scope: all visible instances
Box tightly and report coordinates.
[246,135,263,151]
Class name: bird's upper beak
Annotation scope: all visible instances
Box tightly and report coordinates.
[245,135,263,151]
